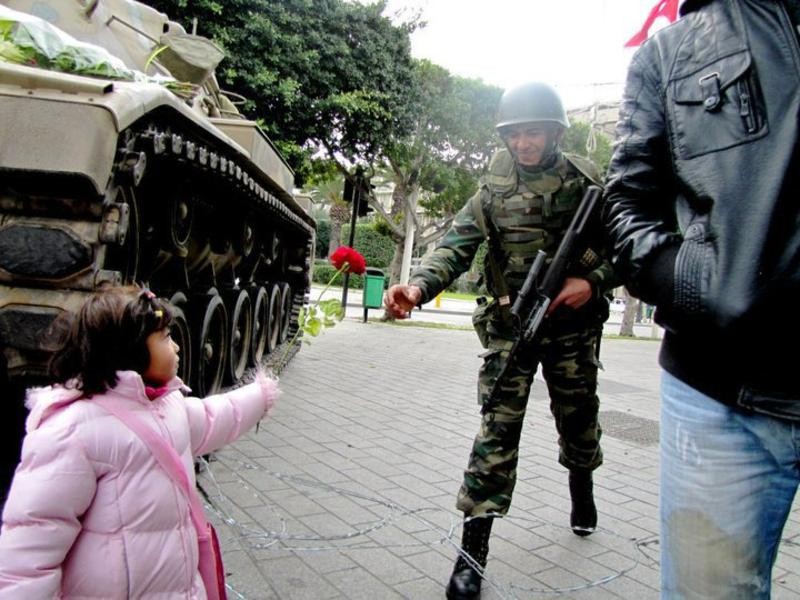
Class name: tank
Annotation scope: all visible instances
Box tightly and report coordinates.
[0,0,315,396]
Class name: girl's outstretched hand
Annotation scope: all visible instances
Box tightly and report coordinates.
[254,368,280,417]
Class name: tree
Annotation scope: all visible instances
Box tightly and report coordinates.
[561,121,614,175]
[619,288,639,337]
[378,61,503,285]
[141,0,417,184]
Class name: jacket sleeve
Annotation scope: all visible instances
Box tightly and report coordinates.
[602,46,682,307]
[408,193,485,304]
[185,370,279,456]
[0,421,96,598]
[585,261,622,298]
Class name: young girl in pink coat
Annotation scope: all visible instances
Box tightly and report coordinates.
[0,287,278,599]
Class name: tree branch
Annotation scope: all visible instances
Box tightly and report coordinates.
[415,217,453,248]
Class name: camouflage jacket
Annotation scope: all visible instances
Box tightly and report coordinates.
[409,149,618,329]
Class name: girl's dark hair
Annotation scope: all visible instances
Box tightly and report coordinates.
[49,285,174,397]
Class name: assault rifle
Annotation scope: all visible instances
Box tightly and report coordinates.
[488,185,604,399]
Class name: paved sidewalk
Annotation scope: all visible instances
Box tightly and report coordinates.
[204,320,800,599]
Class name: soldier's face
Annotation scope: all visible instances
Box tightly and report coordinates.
[503,124,560,166]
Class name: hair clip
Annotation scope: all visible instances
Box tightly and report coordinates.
[153,309,164,319]
[142,290,156,300]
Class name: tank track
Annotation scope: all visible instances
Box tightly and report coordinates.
[119,121,315,384]
[0,119,314,391]
[125,123,313,236]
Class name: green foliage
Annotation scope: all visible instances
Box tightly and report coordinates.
[312,262,364,289]
[340,223,393,269]
[446,241,487,294]
[418,166,479,219]
[298,297,344,338]
[141,0,417,185]
[282,265,346,363]
[385,61,503,219]
[561,121,613,175]
[314,220,331,258]
[372,215,396,238]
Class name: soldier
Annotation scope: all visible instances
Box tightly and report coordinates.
[385,82,618,600]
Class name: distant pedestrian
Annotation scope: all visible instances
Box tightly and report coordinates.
[386,82,618,600]
[604,0,800,597]
[0,286,278,599]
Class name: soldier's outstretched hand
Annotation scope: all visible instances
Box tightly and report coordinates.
[385,284,422,319]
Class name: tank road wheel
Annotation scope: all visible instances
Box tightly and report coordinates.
[278,282,292,344]
[265,283,281,355]
[166,195,193,257]
[248,286,269,366]
[168,292,192,385]
[190,291,228,397]
[103,185,140,283]
[223,289,252,384]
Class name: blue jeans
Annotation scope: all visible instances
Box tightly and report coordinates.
[660,371,800,599]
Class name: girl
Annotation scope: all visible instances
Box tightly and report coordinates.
[0,286,278,598]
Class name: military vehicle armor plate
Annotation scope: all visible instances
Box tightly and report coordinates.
[0,0,316,396]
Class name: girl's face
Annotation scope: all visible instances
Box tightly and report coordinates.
[142,328,179,387]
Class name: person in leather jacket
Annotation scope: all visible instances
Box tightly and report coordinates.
[603,0,800,597]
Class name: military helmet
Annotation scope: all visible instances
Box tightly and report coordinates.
[496,82,569,131]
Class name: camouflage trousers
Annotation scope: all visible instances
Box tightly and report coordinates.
[456,325,604,516]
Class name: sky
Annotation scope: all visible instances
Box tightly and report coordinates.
[381,0,672,109]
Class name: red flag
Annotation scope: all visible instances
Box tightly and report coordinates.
[624,0,680,47]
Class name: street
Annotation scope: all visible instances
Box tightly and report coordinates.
[203,318,799,599]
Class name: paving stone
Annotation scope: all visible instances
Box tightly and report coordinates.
[256,555,340,599]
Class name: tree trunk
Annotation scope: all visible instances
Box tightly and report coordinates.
[386,181,410,286]
[619,288,638,337]
[388,242,405,286]
[379,179,410,321]
[328,221,342,257]
[328,202,350,256]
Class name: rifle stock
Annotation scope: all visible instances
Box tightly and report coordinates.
[487,185,603,401]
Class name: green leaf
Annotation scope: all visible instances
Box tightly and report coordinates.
[304,317,322,337]
[318,299,342,317]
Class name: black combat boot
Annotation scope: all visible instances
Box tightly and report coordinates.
[445,516,493,600]
[569,469,597,536]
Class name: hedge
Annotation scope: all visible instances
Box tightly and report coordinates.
[340,223,393,269]
[312,261,365,289]
[314,220,331,259]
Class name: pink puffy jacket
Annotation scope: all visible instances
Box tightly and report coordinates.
[0,370,277,599]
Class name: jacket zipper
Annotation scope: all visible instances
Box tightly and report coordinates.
[737,80,757,133]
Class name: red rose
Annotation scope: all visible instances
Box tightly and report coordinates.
[330,246,366,275]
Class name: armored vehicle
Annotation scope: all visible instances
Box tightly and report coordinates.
[0,0,315,396]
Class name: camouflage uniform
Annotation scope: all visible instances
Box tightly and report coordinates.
[410,148,617,517]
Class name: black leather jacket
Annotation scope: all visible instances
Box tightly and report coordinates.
[604,0,800,416]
